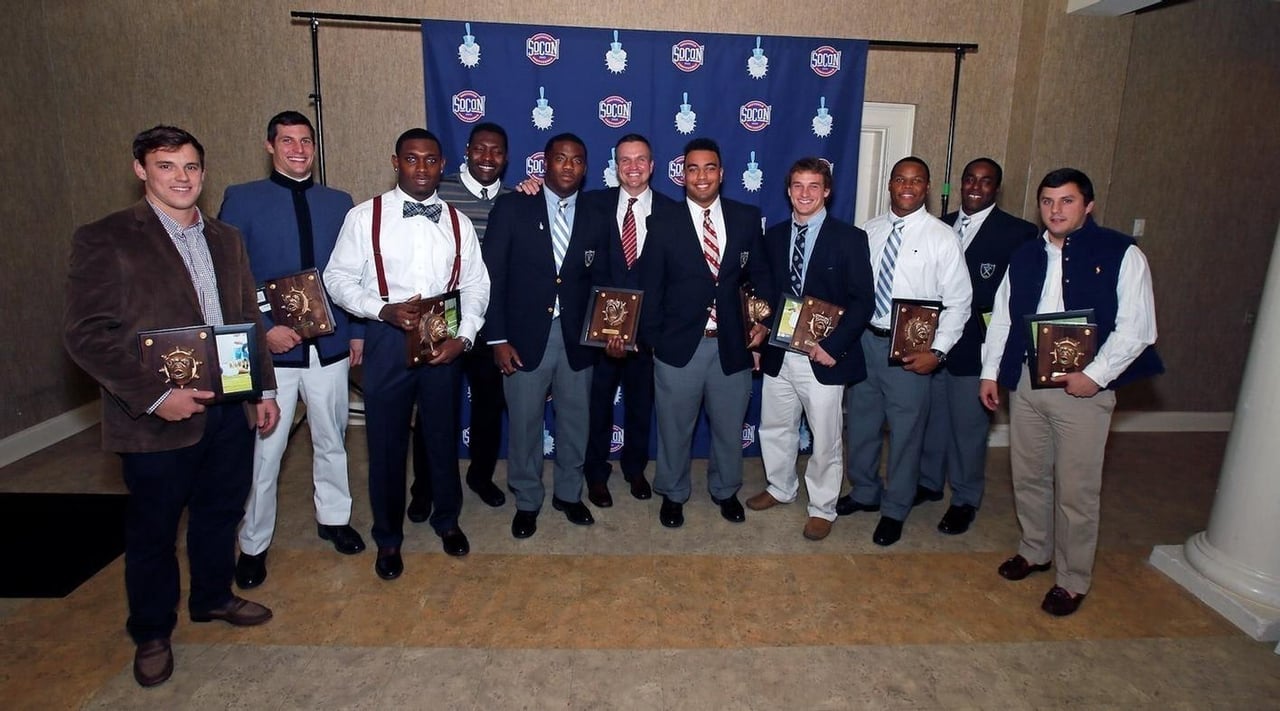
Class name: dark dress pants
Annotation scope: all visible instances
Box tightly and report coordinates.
[584,349,654,484]
[411,343,504,500]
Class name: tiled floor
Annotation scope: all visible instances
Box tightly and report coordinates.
[1,428,1276,709]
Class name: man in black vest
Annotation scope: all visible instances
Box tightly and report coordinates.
[918,158,1036,536]
[980,168,1161,617]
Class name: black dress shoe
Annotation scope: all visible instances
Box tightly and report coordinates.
[375,547,403,580]
[714,495,746,523]
[191,595,273,625]
[937,504,976,535]
[552,497,595,525]
[659,496,684,528]
[872,516,904,546]
[625,474,653,500]
[234,551,267,590]
[407,497,431,523]
[912,485,944,507]
[1041,585,1087,616]
[133,638,173,687]
[512,510,539,539]
[587,481,613,508]
[997,554,1052,581]
[835,495,880,517]
[318,524,366,555]
[440,528,470,557]
[466,473,507,508]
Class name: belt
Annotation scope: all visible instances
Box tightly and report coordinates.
[867,324,891,338]
[704,328,719,338]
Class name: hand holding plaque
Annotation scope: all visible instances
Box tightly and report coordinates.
[581,287,642,352]
[407,290,461,367]
[768,294,845,355]
[263,268,335,339]
[1025,310,1098,389]
[139,323,263,402]
[888,299,942,366]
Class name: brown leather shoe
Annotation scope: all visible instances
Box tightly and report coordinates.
[133,638,173,687]
[1041,585,1086,616]
[997,554,1052,581]
[190,596,273,626]
[745,490,782,511]
[802,517,832,541]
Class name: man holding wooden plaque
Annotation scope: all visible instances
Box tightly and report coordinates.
[220,111,365,591]
[839,157,971,547]
[325,129,490,577]
[746,158,874,541]
[980,168,1160,616]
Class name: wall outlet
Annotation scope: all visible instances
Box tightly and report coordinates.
[1133,218,1146,237]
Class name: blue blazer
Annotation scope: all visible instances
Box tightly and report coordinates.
[941,206,1038,376]
[581,187,679,289]
[639,197,762,374]
[755,216,875,385]
[482,189,611,371]
[219,177,360,367]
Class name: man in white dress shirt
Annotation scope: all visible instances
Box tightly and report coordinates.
[325,129,490,579]
[839,156,972,547]
[980,168,1160,617]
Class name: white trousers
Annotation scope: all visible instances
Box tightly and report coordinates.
[239,346,352,555]
[759,351,846,520]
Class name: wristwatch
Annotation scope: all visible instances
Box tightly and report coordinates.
[460,337,474,352]
[929,348,947,364]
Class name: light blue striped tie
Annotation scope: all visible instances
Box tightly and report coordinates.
[551,199,569,318]
[874,218,904,320]
[552,199,569,273]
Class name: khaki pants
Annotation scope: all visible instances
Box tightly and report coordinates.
[1008,367,1115,595]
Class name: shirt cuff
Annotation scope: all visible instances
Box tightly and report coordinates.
[146,389,172,415]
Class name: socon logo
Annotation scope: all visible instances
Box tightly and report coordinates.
[526,32,560,66]
[525,152,546,179]
[741,422,756,449]
[667,155,686,187]
[610,425,625,454]
[671,39,705,72]
[810,46,842,77]
[451,90,486,124]
[739,100,772,132]
[598,95,632,128]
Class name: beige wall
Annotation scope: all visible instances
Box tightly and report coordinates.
[2,0,1277,437]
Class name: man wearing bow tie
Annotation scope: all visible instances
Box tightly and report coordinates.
[325,128,490,578]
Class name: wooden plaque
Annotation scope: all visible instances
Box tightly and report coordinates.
[888,299,942,366]
[407,290,461,367]
[264,268,336,339]
[581,287,643,352]
[1031,321,1098,389]
[139,323,262,401]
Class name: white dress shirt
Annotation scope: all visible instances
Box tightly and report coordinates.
[324,186,490,342]
[980,234,1157,388]
[956,203,996,252]
[617,187,654,256]
[458,169,502,200]
[862,205,972,353]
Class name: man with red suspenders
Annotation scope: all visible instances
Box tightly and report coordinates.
[325,129,490,579]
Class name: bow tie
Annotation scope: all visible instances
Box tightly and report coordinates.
[403,201,441,222]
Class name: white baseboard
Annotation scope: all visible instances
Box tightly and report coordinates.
[0,401,101,468]
[986,411,1233,447]
[1149,544,1280,642]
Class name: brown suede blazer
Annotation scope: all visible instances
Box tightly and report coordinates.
[64,200,276,453]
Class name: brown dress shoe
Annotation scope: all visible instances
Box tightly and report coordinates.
[802,517,833,540]
[133,638,173,687]
[190,595,273,626]
[1041,585,1086,616]
[745,490,782,511]
[997,554,1052,581]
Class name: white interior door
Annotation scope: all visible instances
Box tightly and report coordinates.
[855,102,916,228]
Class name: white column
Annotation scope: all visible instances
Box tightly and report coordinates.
[1150,223,1280,644]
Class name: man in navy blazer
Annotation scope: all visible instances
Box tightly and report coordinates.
[580,134,677,507]
[639,137,768,529]
[483,133,611,539]
[919,158,1037,536]
[219,111,366,590]
[745,158,874,541]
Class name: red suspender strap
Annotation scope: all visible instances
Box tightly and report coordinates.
[446,205,462,291]
[371,195,389,302]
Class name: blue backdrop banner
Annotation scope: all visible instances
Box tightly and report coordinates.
[422,20,868,226]
[422,21,865,459]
